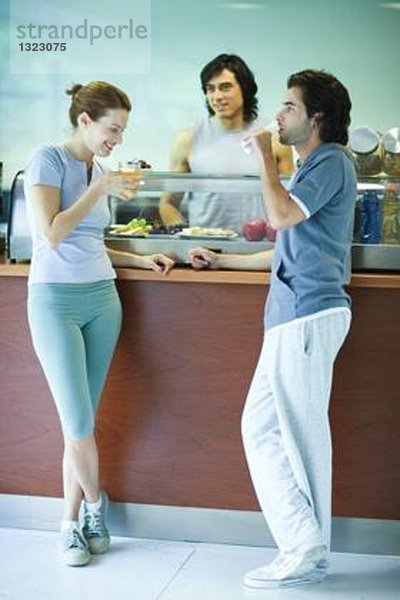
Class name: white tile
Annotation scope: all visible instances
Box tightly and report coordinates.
[159,543,277,599]
[0,528,194,600]
[159,542,400,600]
[1,527,399,600]
[303,552,400,600]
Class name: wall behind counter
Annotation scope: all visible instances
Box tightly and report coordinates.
[1,0,400,188]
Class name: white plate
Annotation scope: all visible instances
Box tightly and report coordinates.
[177,233,238,241]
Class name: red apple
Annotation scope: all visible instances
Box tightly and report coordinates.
[242,219,267,241]
[264,219,277,242]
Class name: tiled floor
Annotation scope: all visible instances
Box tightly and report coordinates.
[1,527,399,600]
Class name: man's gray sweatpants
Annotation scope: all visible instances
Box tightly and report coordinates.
[242,307,351,555]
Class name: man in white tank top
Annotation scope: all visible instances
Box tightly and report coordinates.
[159,54,293,231]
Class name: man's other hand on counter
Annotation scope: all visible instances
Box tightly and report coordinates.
[188,248,273,271]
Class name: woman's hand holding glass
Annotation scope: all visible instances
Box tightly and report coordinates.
[91,171,142,201]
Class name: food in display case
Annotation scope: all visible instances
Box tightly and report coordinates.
[109,217,153,236]
[117,159,152,173]
[241,218,277,242]
[242,219,268,241]
[177,227,238,240]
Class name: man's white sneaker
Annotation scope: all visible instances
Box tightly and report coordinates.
[243,545,327,589]
[60,526,90,567]
[82,491,110,554]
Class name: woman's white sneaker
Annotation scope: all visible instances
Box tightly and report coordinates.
[60,525,90,567]
[82,491,110,554]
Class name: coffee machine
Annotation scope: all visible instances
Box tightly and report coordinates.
[7,171,32,262]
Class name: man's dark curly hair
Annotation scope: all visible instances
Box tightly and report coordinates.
[287,69,351,145]
[200,54,258,123]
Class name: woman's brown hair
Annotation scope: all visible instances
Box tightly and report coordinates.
[66,81,131,127]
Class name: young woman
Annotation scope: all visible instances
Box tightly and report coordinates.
[24,81,174,567]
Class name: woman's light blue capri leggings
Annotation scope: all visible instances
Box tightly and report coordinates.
[27,280,122,441]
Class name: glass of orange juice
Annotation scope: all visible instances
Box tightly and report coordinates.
[117,160,142,179]
[112,161,144,202]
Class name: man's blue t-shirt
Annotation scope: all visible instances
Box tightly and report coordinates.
[264,143,357,330]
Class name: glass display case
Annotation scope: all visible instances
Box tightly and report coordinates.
[6,170,400,270]
[107,171,400,269]
[106,172,275,263]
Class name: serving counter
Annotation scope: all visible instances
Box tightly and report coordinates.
[0,260,399,522]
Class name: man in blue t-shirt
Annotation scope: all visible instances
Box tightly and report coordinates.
[189,69,357,589]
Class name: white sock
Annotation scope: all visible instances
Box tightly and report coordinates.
[61,520,79,532]
[84,496,102,512]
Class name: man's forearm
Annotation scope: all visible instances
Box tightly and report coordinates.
[250,129,305,231]
[259,150,294,230]
[215,249,274,271]
[159,194,186,225]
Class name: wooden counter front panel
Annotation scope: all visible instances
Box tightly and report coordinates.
[0,276,399,519]
[0,278,64,497]
[98,279,265,510]
[331,287,400,519]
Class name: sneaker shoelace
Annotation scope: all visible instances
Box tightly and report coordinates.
[68,528,87,549]
[84,511,107,538]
